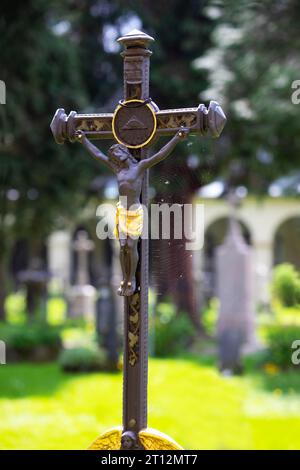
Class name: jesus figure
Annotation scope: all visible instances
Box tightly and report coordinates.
[75,128,189,296]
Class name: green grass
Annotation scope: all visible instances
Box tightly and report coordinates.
[2,293,300,449]
[0,358,300,449]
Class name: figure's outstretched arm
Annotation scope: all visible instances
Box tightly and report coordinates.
[138,128,189,171]
[75,131,113,171]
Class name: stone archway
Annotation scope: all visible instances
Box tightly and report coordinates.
[195,196,300,305]
[273,217,300,269]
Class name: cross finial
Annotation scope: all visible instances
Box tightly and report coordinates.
[117,29,155,49]
[225,189,244,244]
[73,230,94,253]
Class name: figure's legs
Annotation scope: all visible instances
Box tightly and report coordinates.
[118,237,127,296]
[118,235,139,297]
[123,237,139,296]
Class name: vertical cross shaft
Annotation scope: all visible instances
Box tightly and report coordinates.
[118,30,154,436]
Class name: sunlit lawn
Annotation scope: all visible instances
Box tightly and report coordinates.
[1,357,300,450]
[2,293,300,449]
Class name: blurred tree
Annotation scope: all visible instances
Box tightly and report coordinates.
[0,0,91,319]
[196,0,300,191]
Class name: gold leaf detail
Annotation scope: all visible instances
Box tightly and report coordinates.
[88,427,122,450]
[139,428,183,450]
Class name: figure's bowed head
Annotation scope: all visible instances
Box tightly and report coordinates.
[75,131,137,170]
[108,144,137,168]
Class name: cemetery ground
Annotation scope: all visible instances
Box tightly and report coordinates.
[0,293,300,450]
[1,357,300,449]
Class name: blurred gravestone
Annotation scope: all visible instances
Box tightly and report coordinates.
[68,230,96,318]
[96,278,118,367]
[216,192,255,374]
[18,258,51,319]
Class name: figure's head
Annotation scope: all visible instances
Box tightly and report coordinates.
[121,431,137,449]
[108,144,132,167]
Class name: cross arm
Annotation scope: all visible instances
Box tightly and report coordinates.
[50,101,226,146]
[156,101,226,139]
[50,108,113,144]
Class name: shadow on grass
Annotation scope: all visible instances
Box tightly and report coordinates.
[0,362,104,399]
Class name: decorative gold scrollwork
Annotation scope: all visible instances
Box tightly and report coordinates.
[157,112,197,130]
[128,292,140,366]
[78,118,113,132]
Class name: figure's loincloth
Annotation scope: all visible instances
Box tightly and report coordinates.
[114,202,143,239]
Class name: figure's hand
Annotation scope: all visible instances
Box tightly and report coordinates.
[177,127,190,139]
[74,130,86,143]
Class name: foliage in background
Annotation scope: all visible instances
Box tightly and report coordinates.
[1,1,88,235]
[0,323,61,350]
[199,0,300,191]
[0,1,90,319]
[272,263,300,307]
[150,302,195,357]
[202,298,218,336]
[59,346,108,372]
[265,325,300,369]
[261,264,300,370]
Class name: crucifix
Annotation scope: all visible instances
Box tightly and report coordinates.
[73,230,94,286]
[50,29,226,450]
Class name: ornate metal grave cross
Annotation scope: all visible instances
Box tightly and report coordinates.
[50,29,226,450]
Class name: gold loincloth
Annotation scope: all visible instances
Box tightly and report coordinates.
[114,202,143,239]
